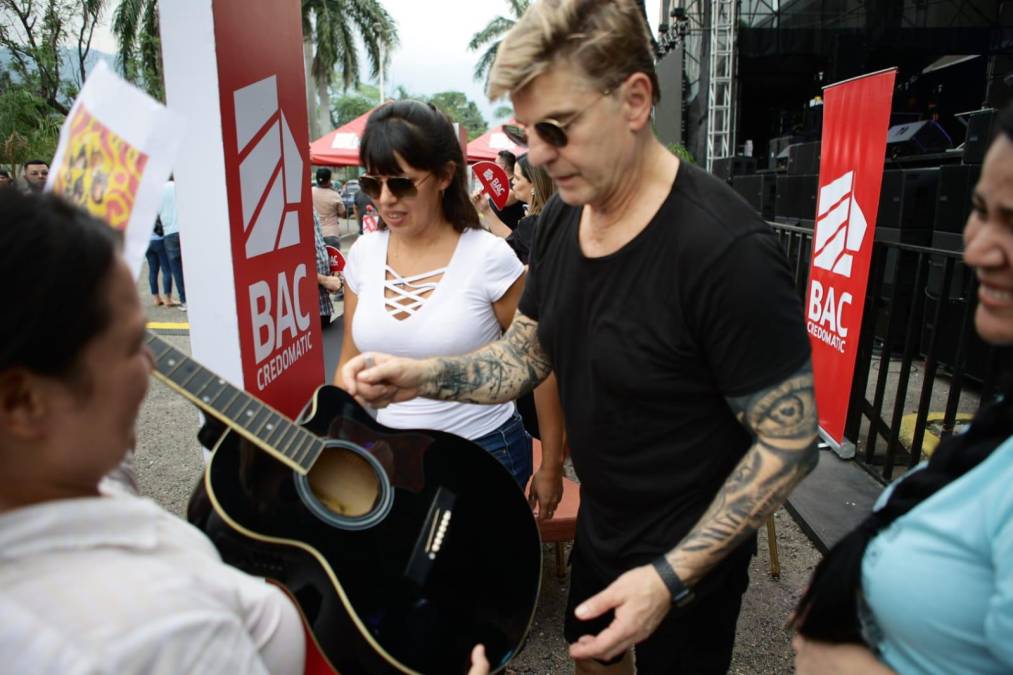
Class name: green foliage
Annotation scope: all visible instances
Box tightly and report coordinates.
[303,0,398,92]
[112,0,163,100]
[493,104,513,121]
[0,69,63,171]
[467,0,529,89]
[666,142,695,164]
[427,90,487,141]
[0,0,104,114]
[330,83,379,127]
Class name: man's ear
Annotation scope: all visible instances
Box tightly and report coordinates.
[620,73,655,133]
[0,370,50,441]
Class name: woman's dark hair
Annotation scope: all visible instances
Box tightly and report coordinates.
[0,190,119,381]
[517,153,557,216]
[359,100,479,232]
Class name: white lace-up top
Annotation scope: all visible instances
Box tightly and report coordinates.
[344,227,524,439]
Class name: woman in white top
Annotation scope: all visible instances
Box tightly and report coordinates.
[335,100,535,489]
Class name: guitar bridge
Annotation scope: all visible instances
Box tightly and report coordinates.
[404,487,456,587]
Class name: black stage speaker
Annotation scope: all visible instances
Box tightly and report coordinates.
[787,142,821,176]
[876,168,940,231]
[768,135,802,169]
[712,156,757,182]
[732,173,776,220]
[886,120,952,158]
[962,109,997,165]
[933,164,981,234]
[775,174,818,221]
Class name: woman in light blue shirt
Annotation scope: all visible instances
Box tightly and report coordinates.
[791,103,1013,674]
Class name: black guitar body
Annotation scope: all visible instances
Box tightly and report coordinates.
[191,385,542,674]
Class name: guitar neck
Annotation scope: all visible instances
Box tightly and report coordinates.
[145,331,322,474]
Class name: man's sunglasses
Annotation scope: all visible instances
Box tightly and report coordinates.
[359,172,432,200]
[502,90,611,148]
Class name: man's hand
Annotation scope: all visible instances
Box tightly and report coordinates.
[341,352,428,408]
[319,274,342,293]
[467,644,490,675]
[792,636,896,675]
[528,465,563,521]
[568,565,671,662]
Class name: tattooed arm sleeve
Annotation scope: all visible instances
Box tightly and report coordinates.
[417,310,553,404]
[664,361,819,586]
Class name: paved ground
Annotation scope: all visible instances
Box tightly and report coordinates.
[134,223,822,673]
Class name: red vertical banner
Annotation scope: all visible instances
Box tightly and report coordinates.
[212,0,324,418]
[806,68,896,445]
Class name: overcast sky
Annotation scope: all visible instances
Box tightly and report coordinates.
[92,0,662,127]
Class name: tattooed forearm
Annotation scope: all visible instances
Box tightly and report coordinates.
[418,311,553,404]
[666,362,819,586]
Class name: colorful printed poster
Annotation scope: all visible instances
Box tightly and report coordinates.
[47,61,184,278]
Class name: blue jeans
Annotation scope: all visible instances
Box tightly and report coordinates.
[163,232,186,303]
[145,238,172,296]
[472,412,532,488]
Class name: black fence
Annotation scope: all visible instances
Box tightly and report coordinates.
[772,223,1009,482]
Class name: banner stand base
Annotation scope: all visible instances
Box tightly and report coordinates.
[818,427,856,460]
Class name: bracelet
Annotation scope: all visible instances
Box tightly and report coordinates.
[651,556,695,607]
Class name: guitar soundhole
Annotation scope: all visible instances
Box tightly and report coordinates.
[307,446,380,517]
[295,439,395,531]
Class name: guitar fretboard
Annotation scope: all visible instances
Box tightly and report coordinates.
[146,331,323,474]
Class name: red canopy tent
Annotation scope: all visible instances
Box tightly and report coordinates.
[466,121,526,163]
[308,107,378,166]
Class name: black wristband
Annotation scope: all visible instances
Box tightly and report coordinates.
[651,556,695,607]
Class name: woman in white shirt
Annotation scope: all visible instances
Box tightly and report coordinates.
[335,100,535,489]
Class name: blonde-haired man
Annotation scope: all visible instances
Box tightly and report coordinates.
[342,1,818,673]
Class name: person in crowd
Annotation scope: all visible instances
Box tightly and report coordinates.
[0,170,12,188]
[791,103,1013,675]
[312,167,346,247]
[0,189,305,674]
[334,100,542,493]
[144,218,175,306]
[340,1,817,673]
[353,184,376,235]
[473,150,527,237]
[21,159,49,193]
[507,152,557,265]
[314,212,342,329]
[503,150,565,519]
[159,175,187,311]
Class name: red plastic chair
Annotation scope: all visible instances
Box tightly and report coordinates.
[527,439,580,578]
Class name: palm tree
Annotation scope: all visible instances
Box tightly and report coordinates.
[302,0,398,140]
[467,0,529,90]
[110,0,397,138]
[111,0,163,100]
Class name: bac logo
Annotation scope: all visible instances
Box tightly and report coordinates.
[233,75,304,259]
[812,170,868,278]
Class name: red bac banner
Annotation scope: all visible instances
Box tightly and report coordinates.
[215,0,324,418]
[806,69,896,445]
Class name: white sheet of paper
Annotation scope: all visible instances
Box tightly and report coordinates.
[46,61,185,279]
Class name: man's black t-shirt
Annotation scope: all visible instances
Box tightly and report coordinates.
[519,161,809,580]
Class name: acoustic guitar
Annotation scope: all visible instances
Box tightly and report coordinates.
[146,331,542,674]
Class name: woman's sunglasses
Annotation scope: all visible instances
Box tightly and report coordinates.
[502,90,611,149]
[359,172,432,200]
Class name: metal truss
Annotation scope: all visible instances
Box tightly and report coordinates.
[705,0,738,170]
